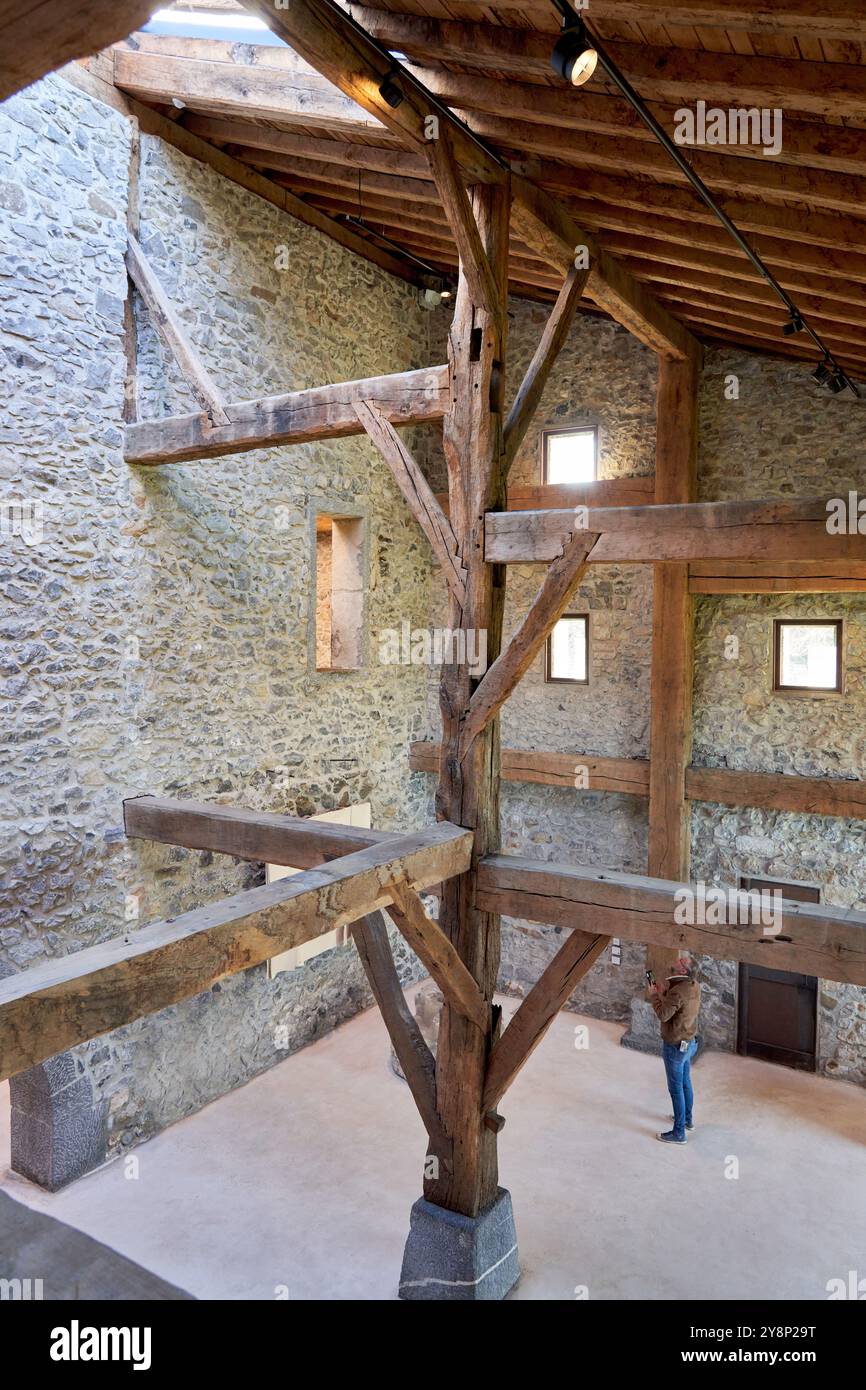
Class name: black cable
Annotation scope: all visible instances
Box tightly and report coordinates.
[339,214,453,287]
[549,0,860,395]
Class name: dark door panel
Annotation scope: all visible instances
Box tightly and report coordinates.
[737,878,819,1072]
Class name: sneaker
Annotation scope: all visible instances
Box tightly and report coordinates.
[657,1129,687,1144]
[671,1116,694,1130]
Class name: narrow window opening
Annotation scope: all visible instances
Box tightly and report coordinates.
[315,514,364,671]
[545,613,589,684]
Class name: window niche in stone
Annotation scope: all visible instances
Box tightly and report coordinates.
[314,512,365,672]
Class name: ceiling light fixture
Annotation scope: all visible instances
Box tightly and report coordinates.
[550,19,598,87]
[378,67,405,108]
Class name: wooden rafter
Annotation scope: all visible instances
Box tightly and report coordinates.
[353,399,467,608]
[348,10,866,120]
[126,232,230,427]
[124,365,450,465]
[459,527,601,759]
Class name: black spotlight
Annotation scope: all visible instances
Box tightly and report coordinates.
[378,68,405,108]
[812,361,832,386]
[550,20,598,87]
[828,370,848,394]
[782,312,805,336]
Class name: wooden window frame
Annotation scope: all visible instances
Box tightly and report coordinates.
[541,425,598,486]
[545,612,589,686]
[772,618,843,697]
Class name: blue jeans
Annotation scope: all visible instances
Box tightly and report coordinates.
[663,1039,697,1139]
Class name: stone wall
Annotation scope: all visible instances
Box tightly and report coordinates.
[0,71,443,1185]
[691,350,866,1080]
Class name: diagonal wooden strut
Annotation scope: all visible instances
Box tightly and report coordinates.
[387,881,488,1032]
[459,527,601,759]
[503,264,589,475]
[350,911,451,1162]
[353,399,467,608]
[482,928,610,1114]
[126,232,230,427]
[425,128,502,323]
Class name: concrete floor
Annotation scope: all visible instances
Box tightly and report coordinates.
[1,995,864,1300]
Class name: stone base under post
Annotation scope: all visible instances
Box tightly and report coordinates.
[399,1187,519,1301]
[620,997,665,1055]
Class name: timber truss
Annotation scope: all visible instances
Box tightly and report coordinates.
[3,0,866,1242]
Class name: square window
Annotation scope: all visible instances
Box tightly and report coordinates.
[543,427,597,485]
[773,619,842,694]
[546,614,588,684]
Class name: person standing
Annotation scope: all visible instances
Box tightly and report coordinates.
[646,955,701,1145]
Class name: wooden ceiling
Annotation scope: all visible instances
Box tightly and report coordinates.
[109,1,866,377]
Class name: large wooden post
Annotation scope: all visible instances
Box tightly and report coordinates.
[426,180,510,1219]
[646,350,701,985]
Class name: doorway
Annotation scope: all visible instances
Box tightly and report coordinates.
[737,878,819,1072]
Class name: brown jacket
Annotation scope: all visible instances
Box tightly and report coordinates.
[648,976,701,1045]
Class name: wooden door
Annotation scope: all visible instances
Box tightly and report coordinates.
[737,878,819,1072]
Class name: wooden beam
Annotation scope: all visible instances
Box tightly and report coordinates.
[0,823,473,1081]
[427,179,512,1219]
[476,855,866,987]
[411,741,651,797]
[350,11,866,120]
[123,794,392,868]
[684,767,866,821]
[350,911,450,1158]
[126,233,230,427]
[506,478,655,512]
[0,1,159,101]
[112,46,386,138]
[510,177,696,359]
[503,264,589,474]
[411,741,866,822]
[353,399,466,608]
[240,0,503,185]
[425,128,502,322]
[124,364,450,465]
[646,353,699,983]
[459,528,601,758]
[416,67,866,182]
[387,882,488,1033]
[689,561,866,594]
[481,928,610,1113]
[483,497,866,566]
